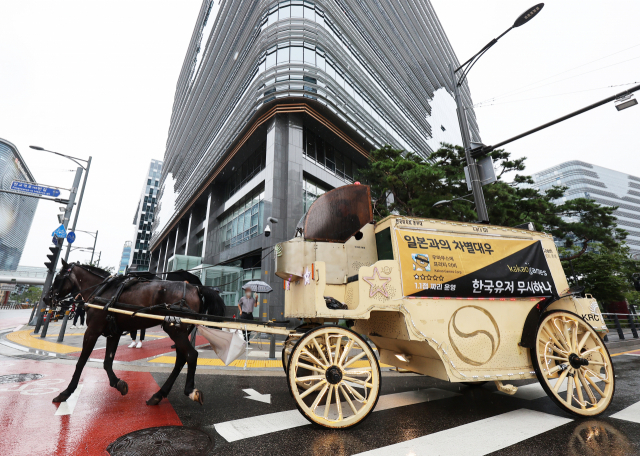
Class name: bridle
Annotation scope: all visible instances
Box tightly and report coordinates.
[47,263,81,306]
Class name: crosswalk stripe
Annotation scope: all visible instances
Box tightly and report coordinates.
[353,409,572,456]
[610,400,640,423]
[214,388,461,442]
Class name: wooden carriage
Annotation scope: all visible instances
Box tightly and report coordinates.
[276,184,614,429]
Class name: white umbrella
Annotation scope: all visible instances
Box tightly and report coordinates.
[242,280,273,293]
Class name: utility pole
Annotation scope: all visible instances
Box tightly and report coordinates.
[450,63,489,223]
[33,167,83,332]
[64,156,92,262]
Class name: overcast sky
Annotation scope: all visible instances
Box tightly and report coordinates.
[2,1,639,269]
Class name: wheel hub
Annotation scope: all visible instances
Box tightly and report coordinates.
[569,353,589,369]
[325,365,343,384]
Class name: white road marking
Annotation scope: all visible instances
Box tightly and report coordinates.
[622,354,640,357]
[13,325,22,332]
[214,388,460,442]
[353,409,572,456]
[243,388,271,404]
[611,400,640,423]
[55,385,83,416]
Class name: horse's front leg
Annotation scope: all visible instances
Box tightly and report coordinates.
[171,325,202,405]
[147,324,190,405]
[104,334,128,396]
[53,313,104,402]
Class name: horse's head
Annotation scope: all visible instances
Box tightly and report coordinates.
[44,259,80,307]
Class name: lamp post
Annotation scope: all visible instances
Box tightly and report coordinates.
[29,146,92,263]
[451,3,544,223]
[74,229,99,263]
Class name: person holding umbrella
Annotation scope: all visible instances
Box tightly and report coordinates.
[238,280,273,342]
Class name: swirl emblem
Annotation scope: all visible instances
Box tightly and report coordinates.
[448,306,501,366]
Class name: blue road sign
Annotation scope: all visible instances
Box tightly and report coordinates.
[11,181,60,197]
[66,231,76,244]
[52,236,59,245]
[52,224,67,239]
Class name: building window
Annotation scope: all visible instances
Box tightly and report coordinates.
[303,127,357,183]
[226,141,267,199]
[303,176,331,213]
[218,185,265,251]
[194,229,205,258]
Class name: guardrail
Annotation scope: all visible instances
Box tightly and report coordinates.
[0,301,31,310]
[601,312,639,341]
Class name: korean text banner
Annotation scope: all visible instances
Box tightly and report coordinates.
[395,229,558,298]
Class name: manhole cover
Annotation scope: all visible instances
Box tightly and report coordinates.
[0,373,44,384]
[106,426,213,456]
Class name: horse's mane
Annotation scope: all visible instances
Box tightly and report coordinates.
[77,263,110,278]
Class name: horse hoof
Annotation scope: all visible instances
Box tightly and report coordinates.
[116,379,128,396]
[52,392,70,403]
[188,389,204,405]
[146,393,163,406]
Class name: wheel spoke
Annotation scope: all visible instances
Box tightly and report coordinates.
[566,375,574,407]
[335,385,343,421]
[339,384,357,415]
[300,349,327,369]
[312,337,329,366]
[311,383,329,412]
[344,381,366,402]
[586,360,607,366]
[581,346,603,356]
[548,363,568,376]
[335,336,342,365]
[553,368,570,393]
[560,320,573,352]
[343,350,367,368]
[583,372,606,397]
[539,354,568,362]
[344,367,372,374]
[297,375,325,382]
[339,339,354,367]
[297,362,326,374]
[576,331,591,352]
[325,333,333,364]
[578,369,597,404]
[343,376,373,389]
[299,379,326,399]
[542,325,570,354]
[571,322,578,353]
[323,385,333,419]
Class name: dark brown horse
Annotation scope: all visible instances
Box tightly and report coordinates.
[45,260,225,406]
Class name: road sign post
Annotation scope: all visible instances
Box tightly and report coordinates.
[32,167,84,328]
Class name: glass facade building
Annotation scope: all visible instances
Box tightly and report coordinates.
[149,0,480,318]
[0,138,38,271]
[130,159,163,271]
[530,161,640,258]
[118,241,132,274]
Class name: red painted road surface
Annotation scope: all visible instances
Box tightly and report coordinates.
[0,358,181,455]
[71,335,209,362]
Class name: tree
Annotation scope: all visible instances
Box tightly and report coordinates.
[358,143,625,260]
[561,243,638,306]
[10,286,43,306]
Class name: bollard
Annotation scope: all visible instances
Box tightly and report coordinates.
[27,305,38,326]
[57,310,70,342]
[34,308,47,334]
[613,314,625,340]
[604,334,609,342]
[629,314,639,339]
[40,310,54,338]
[269,333,276,359]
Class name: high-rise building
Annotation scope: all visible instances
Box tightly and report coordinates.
[150,0,480,318]
[130,159,163,271]
[118,241,132,274]
[0,138,38,271]
[530,160,640,258]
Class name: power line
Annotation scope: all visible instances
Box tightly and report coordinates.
[473,43,640,107]
[474,81,640,108]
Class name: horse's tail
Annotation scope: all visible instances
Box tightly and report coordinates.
[198,286,226,317]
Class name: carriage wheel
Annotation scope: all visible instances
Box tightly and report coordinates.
[287,325,381,429]
[532,310,615,417]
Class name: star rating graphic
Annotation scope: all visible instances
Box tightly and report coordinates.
[363,267,391,298]
[414,274,445,282]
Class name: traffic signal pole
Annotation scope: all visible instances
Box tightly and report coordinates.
[33,167,83,331]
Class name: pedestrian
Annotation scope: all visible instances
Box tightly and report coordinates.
[128,328,145,348]
[71,302,85,329]
[238,286,258,343]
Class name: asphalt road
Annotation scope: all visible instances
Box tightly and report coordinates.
[153,354,640,456]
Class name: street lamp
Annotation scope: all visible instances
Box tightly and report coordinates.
[74,229,98,263]
[29,145,92,262]
[450,3,544,223]
[432,194,474,208]
[615,94,638,111]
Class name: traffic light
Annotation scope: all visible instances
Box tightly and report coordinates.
[45,240,62,272]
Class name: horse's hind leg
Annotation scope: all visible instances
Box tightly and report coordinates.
[178,326,202,405]
[52,321,102,403]
[147,343,186,406]
[104,334,128,396]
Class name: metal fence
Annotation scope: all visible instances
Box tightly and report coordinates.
[601,312,640,341]
[0,301,31,310]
